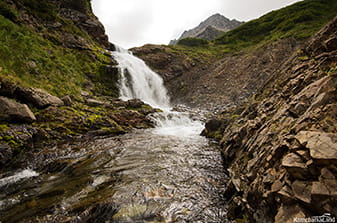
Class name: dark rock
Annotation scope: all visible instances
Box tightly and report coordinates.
[325,37,337,52]
[205,119,224,132]
[127,99,145,108]
[0,96,36,123]
[291,180,312,204]
[0,79,17,97]
[109,43,116,51]
[16,87,64,108]
[61,95,73,106]
[0,143,13,166]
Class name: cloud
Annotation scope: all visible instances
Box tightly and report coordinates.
[92,0,302,48]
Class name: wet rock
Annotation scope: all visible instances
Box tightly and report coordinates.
[282,153,308,179]
[127,99,145,108]
[274,205,307,223]
[16,87,64,108]
[295,131,337,163]
[0,143,13,166]
[0,96,36,123]
[204,119,225,132]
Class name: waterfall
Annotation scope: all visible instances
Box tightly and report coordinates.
[112,46,170,109]
[113,46,203,136]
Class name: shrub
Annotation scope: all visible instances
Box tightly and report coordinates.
[0,3,18,22]
[177,37,209,47]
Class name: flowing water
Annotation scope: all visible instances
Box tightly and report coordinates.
[0,48,228,223]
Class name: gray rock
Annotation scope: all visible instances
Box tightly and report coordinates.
[296,131,337,163]
[86,98,109,107]
[16,87,64,108]
[0,96,36,122]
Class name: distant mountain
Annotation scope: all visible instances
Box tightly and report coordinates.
[170,13,243,45]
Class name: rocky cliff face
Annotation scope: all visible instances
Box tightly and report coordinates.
[169,13,243,45]
[203,16,337,222]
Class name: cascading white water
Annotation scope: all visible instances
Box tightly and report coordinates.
[112,46,170,109]
[112,46,203,136]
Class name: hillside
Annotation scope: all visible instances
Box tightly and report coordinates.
[133,0,337,109]
[0,0,157,168]
[203,16,337,222]
[169,13,243,45]
[133,0,337,221]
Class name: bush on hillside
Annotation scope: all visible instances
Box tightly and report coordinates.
[177,37,209,47]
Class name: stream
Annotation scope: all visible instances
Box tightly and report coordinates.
[0,47,228,223]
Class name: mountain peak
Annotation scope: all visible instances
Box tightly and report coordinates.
[170,13,243,45]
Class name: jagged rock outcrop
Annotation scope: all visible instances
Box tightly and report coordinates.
[203,16,337,222]
[169,13,243,45]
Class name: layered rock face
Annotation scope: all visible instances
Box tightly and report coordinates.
[169,13,243,44]
[203,16,337,222]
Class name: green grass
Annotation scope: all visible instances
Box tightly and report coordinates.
[177,37,209,47]
[0,14,115,97]
[214,0,337,52]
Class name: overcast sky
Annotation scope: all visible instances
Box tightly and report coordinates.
[92,0,302,49]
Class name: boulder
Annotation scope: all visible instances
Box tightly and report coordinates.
[127,99,145,108]
[295,131,337,163]
[0,96,36,123]
[311,168,337,196]
[61,95,73,106]
[16,87,64,108]
[0,143,13,166]
[291,181,312,204]
[282,153,308,179]
[86,98,109,107]
[325,37,337,51]
[274,205,307,223]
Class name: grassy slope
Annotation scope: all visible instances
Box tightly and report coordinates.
[175,0,337,55]
[0,0,117,98]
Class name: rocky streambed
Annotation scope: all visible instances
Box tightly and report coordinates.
[0,119,228,223]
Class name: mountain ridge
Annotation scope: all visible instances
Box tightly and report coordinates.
[169,13,243,45]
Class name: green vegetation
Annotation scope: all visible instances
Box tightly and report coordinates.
[172,0,337,56]
[17,0,57,21]
[0,13,115,97]
[0,2,19,22]
[214,0,337,51]
[177,37,209,47]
